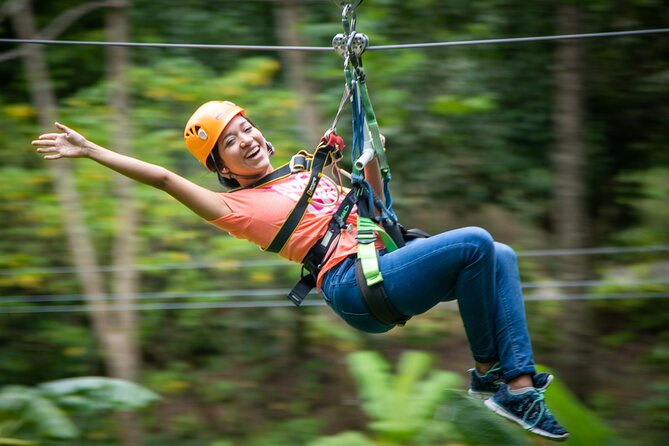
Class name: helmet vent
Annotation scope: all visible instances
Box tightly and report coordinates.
[196,127,208,141]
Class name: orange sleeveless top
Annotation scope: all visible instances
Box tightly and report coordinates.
[207,172,382,289]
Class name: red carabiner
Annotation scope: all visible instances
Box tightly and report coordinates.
[322,130,345,152]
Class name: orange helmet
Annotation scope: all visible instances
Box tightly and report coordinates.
[184,101,245,169]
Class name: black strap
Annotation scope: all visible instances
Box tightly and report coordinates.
[265,144,336,254]
[354,258,410,326]
[239,165,292,190]
[234,152,316,191]
[287,189,358,306]
[287,271,316,306]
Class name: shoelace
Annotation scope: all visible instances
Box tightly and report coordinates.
[487,363,503,376]
[521,391,547,431]
[470,362,503,380]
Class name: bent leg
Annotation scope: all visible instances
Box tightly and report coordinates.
[493,242,536,380]
[379,226,498,363]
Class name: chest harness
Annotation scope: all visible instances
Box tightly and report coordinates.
[233,1,428,327]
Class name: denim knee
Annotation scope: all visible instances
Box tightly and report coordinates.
[460,226,495,261]
[494,242,517,264]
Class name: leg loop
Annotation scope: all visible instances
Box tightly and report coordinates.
[354,258,411,327]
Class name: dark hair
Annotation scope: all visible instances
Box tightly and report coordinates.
[204,117,274,190]
[207,150,241,189]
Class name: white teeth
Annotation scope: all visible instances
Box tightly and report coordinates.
[246,147,260,159]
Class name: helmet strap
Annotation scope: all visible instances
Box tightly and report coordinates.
[219,165,265,180]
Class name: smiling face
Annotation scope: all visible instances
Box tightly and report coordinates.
[215,115,273,185]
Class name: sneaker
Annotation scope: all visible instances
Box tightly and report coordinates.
[485,384,569,442]
[468,363,504,400]
[533,371,554,391]
[468,364,554,400]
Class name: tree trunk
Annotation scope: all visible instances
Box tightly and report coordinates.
[273,0,326,360]
[11,0,114,343]
[106,0,140,386]
[552,2,593,398]
[12,1,143,443]
[106,2,144,445]
[273,0,325,146]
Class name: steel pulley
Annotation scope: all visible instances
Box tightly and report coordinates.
[331,0,363,9]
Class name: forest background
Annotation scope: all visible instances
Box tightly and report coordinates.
[1,0,668,445]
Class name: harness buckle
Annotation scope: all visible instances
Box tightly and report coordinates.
[289,153,308,173]
[356,229,376,244]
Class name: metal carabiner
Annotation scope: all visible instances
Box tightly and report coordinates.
[341,3,356,35]
[332,1,364,10]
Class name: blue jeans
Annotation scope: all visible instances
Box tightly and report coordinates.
[320,226,536,381]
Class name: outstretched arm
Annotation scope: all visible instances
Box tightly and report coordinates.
[33,122,231,220]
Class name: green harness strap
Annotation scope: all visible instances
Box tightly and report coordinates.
[356,216,398,287]
[357,73,389,177]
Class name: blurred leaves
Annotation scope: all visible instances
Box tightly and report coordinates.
[0,377,157,444]
[38,377,160,413]
[1,0,668,445]
[536,366,620,446]
[0,386,78,440]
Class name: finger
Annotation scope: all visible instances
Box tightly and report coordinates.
[55,122,72,133]
[36,147,56,153]
[43,153,62,160]
[32,139,56,146]
[33,141,58,149]
[37,133,61,140]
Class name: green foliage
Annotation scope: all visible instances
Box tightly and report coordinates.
[439,390,532,446]
[318,350,533,445]
[0,438,36,445]
[615,168,669,245]
[308,431,376,446]
[636,381,669,434]
[536,366,619,446]
[38,377,160,413]
[347,350,460,441]
[244,418,322,446]
[0,378,158,445]
[1,0,669,445]
[0,386,78,440]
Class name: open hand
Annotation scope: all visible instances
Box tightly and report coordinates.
[33,122,90,160]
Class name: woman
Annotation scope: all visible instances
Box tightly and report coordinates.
[34,100,568,441]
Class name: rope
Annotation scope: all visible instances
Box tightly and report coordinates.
[519,245,669,257]
[1,28,667,52]
[0,38,331,51]
[2,277,667,304]
[1,291,668,314]
[1,245,666,276]
[369,28,669,50]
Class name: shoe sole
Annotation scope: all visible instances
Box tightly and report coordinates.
[468,389,494,400]
[484,398,569,442]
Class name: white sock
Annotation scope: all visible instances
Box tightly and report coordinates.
[508,386,534,395]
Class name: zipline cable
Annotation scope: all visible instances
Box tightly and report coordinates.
[369,28,669,50]
[1,277,668,304]
[1,244,666,276]
[1,291,668,314]
[1,28,668,52]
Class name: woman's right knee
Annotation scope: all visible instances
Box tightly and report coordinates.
[462,226,494,248]
[458,226,495,261]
